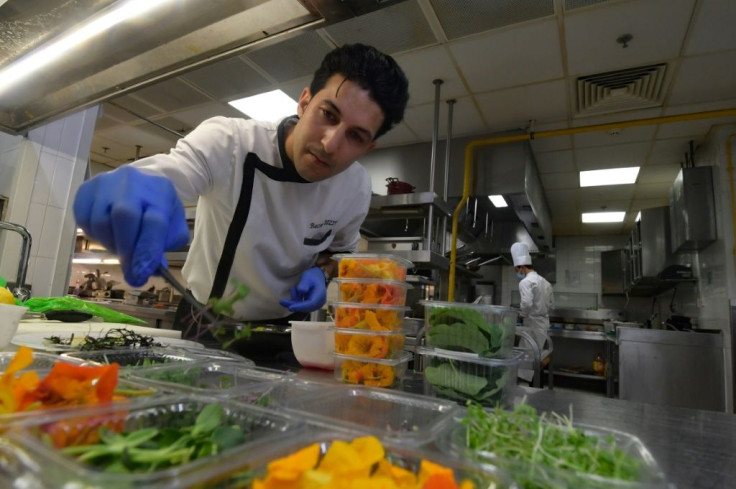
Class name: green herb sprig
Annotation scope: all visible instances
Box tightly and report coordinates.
[61,403,246,473]
[463,402,642,488]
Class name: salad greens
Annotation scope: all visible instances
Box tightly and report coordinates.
[425,359,510,405]
[463,403,642,488]
[61,403,247,473]
[427,306,513,357]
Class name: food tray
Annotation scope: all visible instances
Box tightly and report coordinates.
[285,384,458,446]
[332,301,409,331]
[421,300,518,358]
[437,414,669,489]
[0,350,92,372]
[194,428,515,488]
[61,347,203,372]
[127,361,292,397]
[333,327,406,359]
[333,252,413,280]
[416,346,521,408]
[3,395,304,489]
[334,352,412,388]
[334,278,411,306]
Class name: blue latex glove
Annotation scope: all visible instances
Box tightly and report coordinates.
[279,267,327,313]
[73,166,190,287]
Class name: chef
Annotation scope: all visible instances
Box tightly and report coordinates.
[511,242,554,381]
[73,44,410,343]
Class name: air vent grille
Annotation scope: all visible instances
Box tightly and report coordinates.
[576,63,667,116]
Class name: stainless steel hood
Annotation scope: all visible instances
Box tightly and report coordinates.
[0,0,405,134]
[470,140,554,255]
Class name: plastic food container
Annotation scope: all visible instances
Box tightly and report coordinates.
[334,351,411,388]
[237,378,338,409]
[285,384,458,446]
[127,361,291,397]
[208,429,515,488]
[3,396,304,489]
[416,346,521,408]
[335,277,411,306]
[332,301,409,331]
[0,351,93,372]
[334,327,406,359]
[62,347,210,372]
[333,253,413,280]
[437,416,669,489]
[421,300,518,358]
[290,321,335,370]
[174,346,253,364]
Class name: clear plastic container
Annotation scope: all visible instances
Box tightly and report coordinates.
[416,346,521,408]
[4,395,305,489]
[235,378,338,409]
[284,384,459,446]
[421,300,518,358]
[436,415,669,489]
[333,252,413,280]
[173,346,254,364]
[334,277,411,306]
[61,347,208,373]
[127,361,292,396]
[0,351,92,372]
[333,327,406,359]
[334,351,411,388]
[332,301,409,331]
[195,428,515,488]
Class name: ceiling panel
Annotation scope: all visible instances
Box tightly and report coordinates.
[131,78,212,113]
[579,185,635,203]
[449,19,564,92]
[430,0,554,40]
[181,57,272,100]
[668,50,736,106]
[647,137,698,166]
[475,80,569,132]
[574,141,651,170]
[684,1,736,55]
[393,46,468,106]
[634,182,673,199]
[244,31,332,84]
[541,171,578,189]
[535,150,576,173]
[637,164,682,184]
[372,122,419,148]
[402,96,485,141]
[564,0,695,76]
[573,124,657,148]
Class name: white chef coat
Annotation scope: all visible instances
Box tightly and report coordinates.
[132,116,371,321]
[518,270,554,350]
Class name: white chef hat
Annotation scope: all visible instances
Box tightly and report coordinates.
[510,242,532,267]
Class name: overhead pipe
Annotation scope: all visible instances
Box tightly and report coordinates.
[447,107,736,300]
[425,79,443,251]
[727,134,736,256]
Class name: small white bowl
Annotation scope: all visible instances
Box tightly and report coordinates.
[0,303,28,349]
[290,321,335,370]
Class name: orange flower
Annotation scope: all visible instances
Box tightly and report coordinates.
[341,360,365,384]
[361,363,395,388]
[0,346,39,414]
[343,334,389,358]
[23,362,119,409]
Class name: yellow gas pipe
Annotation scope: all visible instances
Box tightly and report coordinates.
[448,108,736,301]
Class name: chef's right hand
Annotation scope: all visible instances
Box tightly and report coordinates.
[73,166,190,287]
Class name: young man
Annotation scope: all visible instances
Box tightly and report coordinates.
[74,44,409,337]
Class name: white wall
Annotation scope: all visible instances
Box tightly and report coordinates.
[0,106,100,297]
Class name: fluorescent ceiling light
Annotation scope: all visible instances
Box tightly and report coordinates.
[0,0,176,93]
[228,90,298,122]
[102,258,121,265]
[73,258,102,264]
[635,211,641,222]
[488,195,508,208]
[582,212,626,223]
[579,167,640,187]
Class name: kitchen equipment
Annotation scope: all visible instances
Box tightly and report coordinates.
[0,221,32,300]
[289,321,334,370]
[385,177,415,194]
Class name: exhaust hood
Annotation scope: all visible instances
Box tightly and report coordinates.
[470,140,554,256]
[0,0,404,134]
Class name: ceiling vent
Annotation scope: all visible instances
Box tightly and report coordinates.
[575,63,667,117]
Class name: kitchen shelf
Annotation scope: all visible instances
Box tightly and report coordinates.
[551,370,607,381]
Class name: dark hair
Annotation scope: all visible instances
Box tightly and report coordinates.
[310,43,409,140]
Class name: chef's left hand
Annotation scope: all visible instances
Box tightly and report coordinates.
[279,267,327,313]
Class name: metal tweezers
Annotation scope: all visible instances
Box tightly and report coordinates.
[157,266,220,326]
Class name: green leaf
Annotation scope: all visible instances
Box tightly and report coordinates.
[425,362,488,396]
[192,403,224,437]
[213,426,246,450]
[427,322,489,353]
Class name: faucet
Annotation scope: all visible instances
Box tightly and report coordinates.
[0,221,32,301]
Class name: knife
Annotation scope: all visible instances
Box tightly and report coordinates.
[157,266,220,325]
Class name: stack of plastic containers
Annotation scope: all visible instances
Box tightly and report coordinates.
[330,253,414,388]
[416,301,522,407]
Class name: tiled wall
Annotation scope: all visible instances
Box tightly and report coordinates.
[0,106,99,297]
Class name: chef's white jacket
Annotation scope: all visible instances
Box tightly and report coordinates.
[133,116,371,321]
[518,270,554,349]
